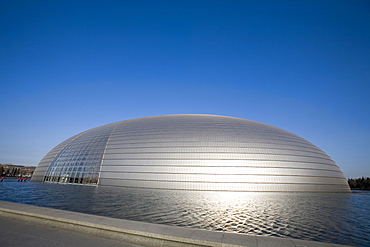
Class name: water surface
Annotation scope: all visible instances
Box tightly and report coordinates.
[1,179,369,246]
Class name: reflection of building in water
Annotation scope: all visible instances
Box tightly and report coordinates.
[32,115,350,192]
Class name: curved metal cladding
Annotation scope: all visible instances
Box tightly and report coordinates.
[33,115,350,192]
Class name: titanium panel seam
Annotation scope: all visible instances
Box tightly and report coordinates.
[98,178,347,184]
[98,122,123,185]
[103,152,334,161]
[98,173,345,179]
[101,158,337,165]
[100,165,340,170]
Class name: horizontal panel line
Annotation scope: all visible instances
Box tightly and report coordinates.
[109,133,309,142]
[99,170,344,176]
[108,137,311,146]
[98,178,346,184]
[104,152,332,161]
[99,171,344,176]
[107,140,319,151]
[98,185,349,192]
[112,128,297,134]
[105,146,326,156]
[101,166,341,175]
[101,165,339,171]
[112,129,294,134]
[101,163,337,169]
[102,158,335,166]
[110,136,305,144]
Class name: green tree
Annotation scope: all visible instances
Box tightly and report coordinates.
[348,177,370,190]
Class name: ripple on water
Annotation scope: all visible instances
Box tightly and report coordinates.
[0,180,369,246]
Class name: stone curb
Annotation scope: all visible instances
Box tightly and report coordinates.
[0,201,352,247]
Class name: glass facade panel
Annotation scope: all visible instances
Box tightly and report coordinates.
[42,123,118,185]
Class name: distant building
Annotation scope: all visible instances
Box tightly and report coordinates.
[0,164,36,177]
[32,115,350,192]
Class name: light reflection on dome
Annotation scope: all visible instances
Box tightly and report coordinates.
[32,114,350,192]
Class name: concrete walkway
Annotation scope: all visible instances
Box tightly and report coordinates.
[0,201,352,247]
[1,216,141,247]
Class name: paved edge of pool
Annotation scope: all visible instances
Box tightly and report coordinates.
[0,201,352,247]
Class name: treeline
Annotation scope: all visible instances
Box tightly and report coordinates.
[0,163,36,177]
[348,177,370,190]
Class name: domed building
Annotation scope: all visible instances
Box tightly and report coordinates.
[32,115,350,192]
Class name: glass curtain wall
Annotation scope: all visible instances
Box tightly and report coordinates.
[43,123,118,185]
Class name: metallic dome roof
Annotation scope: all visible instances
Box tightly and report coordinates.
[32,115,350,192]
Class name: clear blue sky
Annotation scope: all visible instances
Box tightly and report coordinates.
[1,0,369,178]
